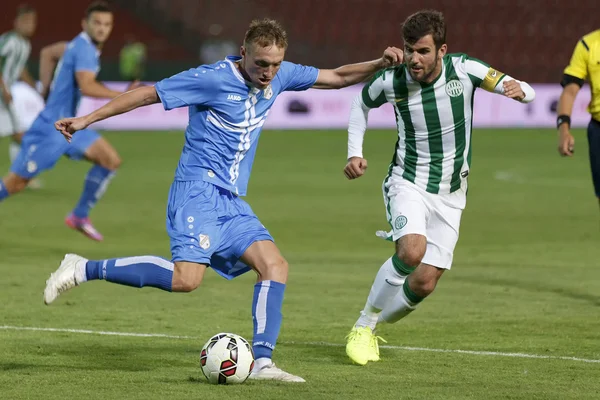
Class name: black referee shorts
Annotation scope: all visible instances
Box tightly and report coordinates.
[587,118,600,197]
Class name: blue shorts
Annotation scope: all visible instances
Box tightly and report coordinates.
[166,180,274,279]
[10,116,100,179]
[588,118,600,197]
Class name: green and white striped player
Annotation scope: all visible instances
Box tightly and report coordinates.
[0,5,37,167]
[344,10,536,366]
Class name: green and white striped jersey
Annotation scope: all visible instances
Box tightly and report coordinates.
[0,31,31,89]
[361,53,505,194]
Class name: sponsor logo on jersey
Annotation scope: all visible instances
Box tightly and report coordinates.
[227,94,242,101]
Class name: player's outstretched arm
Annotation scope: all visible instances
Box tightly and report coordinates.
[312,47,403,90]
[55,86,159,141]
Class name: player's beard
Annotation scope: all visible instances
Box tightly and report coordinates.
[410,57,439,83]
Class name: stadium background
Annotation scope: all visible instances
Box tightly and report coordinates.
[0,0,597,82]
[1,1,599,399]
[1,0,598,129]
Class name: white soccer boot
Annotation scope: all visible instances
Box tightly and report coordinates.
[44,254,88,305]
[248,361,306,383]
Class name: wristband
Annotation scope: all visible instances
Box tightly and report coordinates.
[557,115,571,129]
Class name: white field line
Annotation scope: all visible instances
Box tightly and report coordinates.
[1,325,599,364]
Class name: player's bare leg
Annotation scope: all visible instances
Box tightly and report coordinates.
[0,172,31,201]
[241,240,304,383]
[65,137,121,241]
[346,234,427,365]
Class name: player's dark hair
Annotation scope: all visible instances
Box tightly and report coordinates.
[402,10,446,49]
[16,4,36,17]
[244,18,288,49]
[85,1,112,20]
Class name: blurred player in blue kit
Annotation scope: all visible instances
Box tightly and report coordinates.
[0,1,139,241]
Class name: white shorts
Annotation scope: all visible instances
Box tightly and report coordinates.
[376,178,466,270]
[0,82,44,137]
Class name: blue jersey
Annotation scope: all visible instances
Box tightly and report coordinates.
[39,32,100,122]
[154,56,319,196]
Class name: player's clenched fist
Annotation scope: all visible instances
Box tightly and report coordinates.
[380,47,404,68]
[55,116,90,142]
[502,80,525,101]
[344,157,368,180]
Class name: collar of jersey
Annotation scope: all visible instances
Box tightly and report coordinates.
[79,32,101,56]
[225,56,256,88]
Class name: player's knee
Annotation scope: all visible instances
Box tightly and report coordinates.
[171,274,202,292]
[409,277,437,297]
[3,175,29,194]
[102,153,121,171]
[396,248,425,268]
[258,256,289,282]
[11,132,24,144]
[173,279,201,293]
[171,262,204,292]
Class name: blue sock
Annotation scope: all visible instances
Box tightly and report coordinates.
[252,280,285,360]
[73,165,115,218]
[0,181,9,201]
[85,256,173,291]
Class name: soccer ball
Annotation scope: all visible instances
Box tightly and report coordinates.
[200,333,255,384]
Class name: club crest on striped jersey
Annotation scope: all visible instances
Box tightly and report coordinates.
[199,234,210,250]
[445,79,464,97]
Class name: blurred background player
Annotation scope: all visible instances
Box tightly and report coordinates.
[119,35,146,81]
[43,19,402,382]
[343,10,535,365]
[8,80,44,187]
[0,1,140,241]
[556,29,600,207]
[0,5,39,186]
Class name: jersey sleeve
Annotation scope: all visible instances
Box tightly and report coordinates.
[361,69,389,109]
[155,68,219,110]
[462,55,508,93]
[563,39,589,84]
[0,36,15,58]
[279,61,319,92]
[74,44,99,73]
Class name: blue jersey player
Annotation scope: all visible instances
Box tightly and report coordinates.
[43,19,403,382]
[0,1,139,241]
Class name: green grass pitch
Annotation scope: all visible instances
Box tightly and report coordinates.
[0,128,599,399]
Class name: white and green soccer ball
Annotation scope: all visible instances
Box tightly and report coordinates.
[200,333,255,384]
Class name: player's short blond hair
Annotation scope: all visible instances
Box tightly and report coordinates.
[243,19,288,50]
